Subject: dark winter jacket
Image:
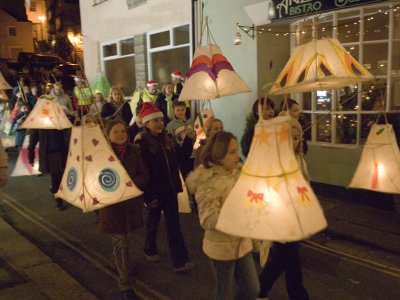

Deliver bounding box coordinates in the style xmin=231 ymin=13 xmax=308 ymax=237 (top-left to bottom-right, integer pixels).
xmin=100 ymin=101 xmax=133 ymax=126
xmin=28 ymin=129 xmax=70 ymax=174
xmin=136 ymin=131 xmax=183 ymax=204
xmin=98 ymin=143 xmax=149 ymax=234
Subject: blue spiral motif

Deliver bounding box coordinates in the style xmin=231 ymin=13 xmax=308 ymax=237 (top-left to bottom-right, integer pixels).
xmin=98 ymin=168 xmax=120 ymax=192
xmin=67 ymin=167 xmax=78 ymax=192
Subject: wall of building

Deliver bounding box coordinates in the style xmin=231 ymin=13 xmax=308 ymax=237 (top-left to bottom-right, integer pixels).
xmin=79 ymin=0 xmax=191 ymax=82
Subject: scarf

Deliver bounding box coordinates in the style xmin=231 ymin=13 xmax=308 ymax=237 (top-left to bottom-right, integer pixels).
xmin=113 ymin=143 xmax=127 ymax=160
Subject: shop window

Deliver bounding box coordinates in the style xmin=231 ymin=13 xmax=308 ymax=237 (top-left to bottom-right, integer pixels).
xmin=8 ymin=27 xmax=16 ymax=37
xmin=147 ymin=24 xmax=191 ymax=83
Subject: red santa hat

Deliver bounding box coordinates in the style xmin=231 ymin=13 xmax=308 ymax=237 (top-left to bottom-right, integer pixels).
xmin=139 ymin=102 xmax=163 ymax=123
xmin=146 ymin=80 xmax=158 ymax=88
xmin=171 ymin=70 xmax=183 ymax=79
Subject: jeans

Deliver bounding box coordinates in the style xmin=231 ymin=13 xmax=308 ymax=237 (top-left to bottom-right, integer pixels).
xmin=143 ymin=194 xmax=188 ymax=268
xmin=210 ymin=252 xmax=259 ymax=300
xmin=111 ymin=233 xmax=135 ymax=291
xmin=258 ymin=242 xmax=309 ymax=300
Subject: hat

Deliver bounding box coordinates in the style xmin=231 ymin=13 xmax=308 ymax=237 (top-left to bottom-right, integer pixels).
xmin=139 ymin=102 xmax=163 ymax=123
xmin=146 ymin=80 xmax=158 ymax=88
xmin=74 ymin=77 xmax=84 ymax=83
xmin=171 ymin=70 xmax=183 ymax=79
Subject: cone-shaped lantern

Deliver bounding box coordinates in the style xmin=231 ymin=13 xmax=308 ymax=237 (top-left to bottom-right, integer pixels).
xmin=20 ymin=95 xmax=73 ymax=129
xmin=216 ymin=116 xmax=327 ymax=241
xmin=349 ymin=123 xmax=400 ymax=193
xmin=11 ymin=136 xmax=41 ymax=177
xmin=55 ymin=124 xmax=143 ymax=212
xmin=270 ymin=38 xmax=374 ymax=95
xmin=0 ymin=71 xmax=12 ymax=90
xmin=193 ymin=107 xmax=214 ymax=150
xmin=90 ymin=72 xmax=111 ymax=96
xmin=178 ymin=44 xmax=251 ymax=101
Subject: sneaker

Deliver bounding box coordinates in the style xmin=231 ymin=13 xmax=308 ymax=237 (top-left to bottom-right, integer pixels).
xmin=173 ymin=261 xmax=196 ymax=273
xmin=144 ymin=253 xmax=160 ymax=263
xmin=121 ymin=289 xmax=140 ymax=300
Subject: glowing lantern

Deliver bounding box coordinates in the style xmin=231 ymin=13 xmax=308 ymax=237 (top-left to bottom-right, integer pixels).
xmin=349 ymin=123 xmax=400 ymax=194
xmin=11 ymin=136 xmax=41 ymax=177
xmin=178 ymin=44 xmax=251 ymax=101
xmin=20 ymin=95 xmax=73 ymax=130
xmin=0 ymin=71 xmax=12 ymax=90
xmin=216 ymin=116 xmax=327 ymax=241
xmin=269 ymin=38 xmax=374 ymax=95
xmin=55 ymin=124 xmax=143 ymax=212
xmin=178 ymin=172 xmax=191 ymax=213
xmin=90 ymin=71 xmax=111 ymax=96
xmin=193 ymin=107 xmax=214 ymax=150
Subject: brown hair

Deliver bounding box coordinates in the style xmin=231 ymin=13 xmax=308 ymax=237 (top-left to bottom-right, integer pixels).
xmin=161 ymin=82 xmax=174 ymax=94
xmin=201 ymin=131 xmax=236 ymax=168
xmin=252 ymin=97 xmax=275 ymax=119
xmin=205 ymin=118 xmax=223 ymax=137
xmin=172 ymin=101 xmax=186 ymax=109
xmin=105 ymin=119 xmax=127 ymax=137
xmin=108 ymin=86 xmax=124 ymax=102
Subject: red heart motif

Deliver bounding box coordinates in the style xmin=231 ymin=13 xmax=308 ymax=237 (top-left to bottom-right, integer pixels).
xmin=74 ymin=138 xmax=77 ymax=145
xmin=49 ymin=116 xmax=54 ymax=120
xmin=76 ymin=155 xmax=80 ymax=162
xmin=85 ymin=155 xmax=92 ymax=162
xmin=92 ymin=139 xmax=99 ymax=146
xmin=30 ymin=117 xmax=34 ymax=121
xmin=69 ymin=151 xmax=72 ymax=157
xmin=79 ymin=194 xmax=84 ymax=201
xmin=92 ymin=198 xmax=99 ymax=204
xmin=126 ymin=181 xmax=133 ymax=187
xmin=108 ymin=155 xmax=115 ymax=162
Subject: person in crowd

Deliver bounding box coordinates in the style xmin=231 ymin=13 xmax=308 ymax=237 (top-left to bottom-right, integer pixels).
xmin=194 ymin=118 xmax=224 ymax=168
xmin=11 ymin=105 xmax=30 ymax=150
xmin=135 ymin=102 xmax=195 ymax=273
xmin=73 ymin=77 xmax=92 ymax=116
xmin=89 ymin=92 xmax=106 ymax=115
xmin=166 ymin=101 xmax=196 ymax=178
xmin=187 ymin=131 xmax=259 ymax=300
xmin=142 ymin=80 xmax=159 ymax=103
xmin=171 ymin=70 xmax=190 ymax=118
xmin=128 ymin=101 xmax=144 ymax=143
xmin=0 ymin=138 xmax=8 ymax=187
xmin=51 ymin=82 xmax=75 ymax=120
xmin=279 ymin=98 xmax=308 ymax=154
xmin=257 ymin=118 xmax=310 ymax=300
xmin=155 ymin=82 xmax=177 ymax=125
xmin=241 ymin=97 xmax=275 ymax=158
xmin=101 ymin=86 xmax=133 ymax=126
xmin=28 ymin=128 xmax=70 ymax=211
xmin=98 ymin=119 xmax=149 ymax=300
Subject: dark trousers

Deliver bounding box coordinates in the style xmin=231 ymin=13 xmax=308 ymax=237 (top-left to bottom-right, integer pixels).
xmin=258 ymin=242 xmax=309 ymax=300
xmin=49 ymin=171 xmax=63 ymax=195
xmin=143 ymin=194 xmax=188 ymax=268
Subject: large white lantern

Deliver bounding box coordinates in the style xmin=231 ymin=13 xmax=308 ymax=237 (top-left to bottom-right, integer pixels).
xmin=10 ymin=136 xmax=40 ymax=177
xmin=55 ymin=124 xmax=143 ymax=212
xmin=349 ymin=123 xmax=400 ymax=194
xmin=216 ymin=116 xmax=327 ymax=241
xmin=269 ymin=38 xmax=374 ymax=95
xmin=20 ymin=95 xmax=73 ymax=130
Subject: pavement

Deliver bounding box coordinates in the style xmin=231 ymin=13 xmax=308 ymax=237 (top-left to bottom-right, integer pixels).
xmin=1 ymin=148 xmax=400 ymax=299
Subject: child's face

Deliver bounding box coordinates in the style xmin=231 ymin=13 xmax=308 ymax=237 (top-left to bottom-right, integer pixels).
xmin=208 ymin=121 xmax=223 ymax=137
xmin=292 ymin=127 xmax=301 ymax=152
xmin=262 ymin=104 xmax=274 ymax=120
xmin=148 ymin=85 xmax=157 ymax=94
xmin=165 ymin=85 xmax=173 ymax=95
xmin=174 ymin=106 xmax=186 ymax=120
xmin=145 ymin=117 xmax=164 ymax=135
xmin=289 ymin=104 xmax=300 ymax=120
xmin=219 ymin=138 xmax=239 ymax=171
xmin=95 ymin=94 xmax=103 ymax=102
xmin=109 ymin=123 xmax=127 ymax=145
xmin=111 ymin=90 xmax=122 ymax=103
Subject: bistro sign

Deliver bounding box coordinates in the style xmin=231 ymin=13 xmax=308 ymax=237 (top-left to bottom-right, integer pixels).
xmin=270 ymin=0 xmax=385 ymax=21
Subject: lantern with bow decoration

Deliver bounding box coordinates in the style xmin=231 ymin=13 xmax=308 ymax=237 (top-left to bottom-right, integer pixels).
xmin=55 ymin=123 xmax=143 ymax=212
xmin=216 ymin=115 xmax=327 ymax=241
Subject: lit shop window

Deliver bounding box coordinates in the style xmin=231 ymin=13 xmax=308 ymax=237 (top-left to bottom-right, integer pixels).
xmin=292 ymin=3 xmax=400 ymax=146
xmin=101 ymin=37 xmax=135 ymax=95
xmin=147 ymin=24 xmax=191 ymax=83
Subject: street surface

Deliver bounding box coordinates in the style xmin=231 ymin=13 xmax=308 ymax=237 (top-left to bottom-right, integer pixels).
xmin=1 ymin=150 xmax=400 ymax=299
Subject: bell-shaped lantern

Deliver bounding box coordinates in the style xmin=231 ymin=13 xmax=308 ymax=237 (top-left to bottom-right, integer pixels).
xmin=349 ymin=123 xmax=400 ymax=194
xmin=178 ymin=44 xmax=251 ymax=101
xmin=20 ymin=95 xmax=73 ymax=130
xmin=55 ymin=124 xmax=143 ymax=212
xmin=270 ymin=38 xmax=374 ymax=95
xmin=0 ymin=71 xmax=12 ymax=90
xmin=193 ymin=107 xmax=214 ymax=150
xmin=216 ymin=116 xmax=327 ymax=241
xmin=11 ymin=136 xmax=41 ymax=177
xmin=90 ymin=71 xmax=111 ymax=96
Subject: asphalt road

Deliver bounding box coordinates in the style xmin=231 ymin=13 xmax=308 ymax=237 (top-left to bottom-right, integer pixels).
xmin=1 ymin=150 xmax=400 ymax=300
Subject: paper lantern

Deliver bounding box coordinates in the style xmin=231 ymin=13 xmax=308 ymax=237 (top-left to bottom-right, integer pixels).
xmin=0 ymin=71 xmax=12 ymax=90
xmin=55 ymin=124 xmax=143 ymax=212
xmin=178 ymin=44 xmax=251 ymax=101
xmin=11 ymin=136 xmax=41 ymax=177
xmin=349 ymin=123 xmax=400 ymax=194
xmin=193 ymin=107 xmax=214 ymax=150
xmin=216 ymin=116 xmax=327 ymax=241
xmin=20 ymin=95 xmax=73 ymax=130
xmin=90 ymin=72 xmax=111 ymax=96
xmin=270 ymin=38 xmax=374 ymax=95
xmin=178 ymin=172 xmax=191 ymax=213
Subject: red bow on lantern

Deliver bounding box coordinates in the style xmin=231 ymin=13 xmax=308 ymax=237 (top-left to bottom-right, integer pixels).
xmin=297 ymin=186 xmax=311 ymax=203
xmin=247 ymin=190 xmax=264 ymax=203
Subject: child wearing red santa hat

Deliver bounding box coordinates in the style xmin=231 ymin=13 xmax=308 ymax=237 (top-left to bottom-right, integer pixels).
xmin=135 ymin=102 xmax=196 ymax=273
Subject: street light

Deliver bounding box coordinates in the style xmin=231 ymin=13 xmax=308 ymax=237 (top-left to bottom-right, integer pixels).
xmin=38 ymin=15 xmax=46 ymax=40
